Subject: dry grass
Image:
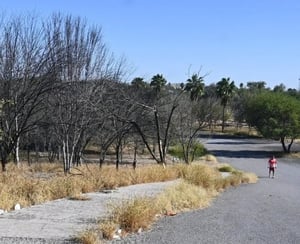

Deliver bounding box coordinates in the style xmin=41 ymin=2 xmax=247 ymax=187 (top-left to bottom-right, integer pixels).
xmin=95 ymin=180 xmax=216 ymax=242
xmin=1 ymin=160 xmax=257 ymax=244
xmin=98 ymin=219 xmax=118 ymax=240
xmin=241 ymin=172 xmax=258 ymax=184
xmin=155 ymin=180 xmax=215 ymax=213
xmin=84 ymin=164 xmax=257 ymax=243
xmin=77 ymin=229 xmax=103 ymax=244
xmin=286 ymin=152 xmax=300 ymax=159
xmin=175 ymin=163 xmax=221 ymax=189
xmin=0 ymin=161 xmax=256 ymax=210
xmin=0 ymin=163 xmax=179 ymax=211
xmin=111 ymin=197 xmax=158 ymax=233
xmin=68 ymin=194 xmax=91 ymax=201
xmin=199 ymin=154 xmax=218 ymax=163
xmin=217 ymin=164 xmax=235 ymax=172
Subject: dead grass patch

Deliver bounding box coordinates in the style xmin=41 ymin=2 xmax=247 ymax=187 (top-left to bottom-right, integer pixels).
xmin=77 ymin=229 xmax=103 ymax=244
xmin=175 ymin=164 xmax=221 ymax=189
xmin=68 ymin=194 xmax=91 ymax=201
xmin=111 ymin=197 xmax=158 ymax=233
xmin=286 ymin=152 xmax=300 ymax=159
xmin=217 ymin=164 xmax=235 ymax=172
xmin=199 ymin=154 xmax=218 ymax=163
xmin=0 ymin=163 xmax=180 ymax=211
xmin=155 ymin=180 xmax=215 ymax=213
xmin=241 ymin=172 xmax=258 ymax=184
xmin=98 ymin=219 xmax=118 ymax=240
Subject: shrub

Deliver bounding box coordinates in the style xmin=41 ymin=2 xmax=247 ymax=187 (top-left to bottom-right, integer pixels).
xmin=179 ymin=164 xmax=220 ymax=189
xmin=111 ymin=197 xmax=158 ymax=232
xmin=168 ymin=144 xmax=184 ymax=159
xmin=155 ymin=180 xmax=213 ymax=213
xmin=168 ymin=142 xmax=207 ymax=161
xmin=218 ymin=165 xmax=234 ymax=172
xmin=77 ymin=229 xmax=103 ymax=244
xmin=98 ymin=220 xmax=118 ymax=240
xmin=191 ymin=142 xmax=208 ymax=159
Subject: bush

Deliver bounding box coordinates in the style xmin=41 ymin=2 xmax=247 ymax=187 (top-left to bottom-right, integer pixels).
xmin=168 ymin=142 xmax=207 ymax=162
xmin=218 ymin=165 xmax=234 ymax=172
xmin=155 ymin=181 xmax=212 ymax=213
xmin=168 ymin=144 xmax=183 ymax=159
xmin=175 ymin=164 xmax=220 ymax=189
xmin=192 ymin=143 xmax=208 ymax=158
xmin=111 ymin=197 xmax=158 ymax=232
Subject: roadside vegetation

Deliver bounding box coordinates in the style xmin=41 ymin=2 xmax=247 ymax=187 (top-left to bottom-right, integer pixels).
xmin=0 ymin=12 xmax=299 ymax=174
xmin=0 ymin=154 xmax=257 ymax=244
xmin=0 ymin=11 xmax=298 ymax=244
xmin=77 ymin=162 xmax=257 ymax=244
xmin=0 ymin=157 xmax=256 ymax=212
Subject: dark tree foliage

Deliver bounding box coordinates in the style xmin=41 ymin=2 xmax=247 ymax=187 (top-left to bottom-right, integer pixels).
xmin=245 ymin=91 xmax=300 ymax=153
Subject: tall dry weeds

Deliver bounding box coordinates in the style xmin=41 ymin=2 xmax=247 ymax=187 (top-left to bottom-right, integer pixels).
xmin=0 ymin=162 xmax=257 ymax=218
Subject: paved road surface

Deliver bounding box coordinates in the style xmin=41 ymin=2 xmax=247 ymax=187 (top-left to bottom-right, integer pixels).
xmin=113 ymin=137 xmax=300 ymax=244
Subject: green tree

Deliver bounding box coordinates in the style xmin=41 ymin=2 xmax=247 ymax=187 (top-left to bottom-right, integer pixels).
xmin=131 ymin=77 xmax=149 ymax=89
xmin=184 ymin=74 xmax=205 ymax=101
xmin=273 ymin=83 xmax=286 ymax=93
xmin=216 ymin=77 xmax=236 ymax=132
xmin=245 ymin=91 xmax=300 ymax=153
xmin=286 ymin=88 xmax=300 ymax=99
xmin=247 ymin=81 xmax=267 ymax=91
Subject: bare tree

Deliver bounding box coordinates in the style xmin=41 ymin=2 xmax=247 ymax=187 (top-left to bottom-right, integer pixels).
xmin=123 ymin=80 xmax=184 ymax=166
xmin=44 ymin=14 xmax=127 ymax=173
xmin=0 ymin=14 xmax=59 ymax=171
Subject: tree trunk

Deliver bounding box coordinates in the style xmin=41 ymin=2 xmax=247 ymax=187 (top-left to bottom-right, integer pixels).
xmin=154 ymin=108 xmax=164 ymax=164
xmin=281 ymin=137 xmax=294 ymax=153
xmin=280 ymin=137 xmax=288 ymax=153
xmin=1 ymin=148 xmax=8 ymax=172
xmin=1 ymin=158 xmax=6 ymax=172
xmin=62 ymin=140 xmax=70 ymax=173
xmin=131 ymin=121 xmax=160 ymax=163
xmin=221 ymin=105 xmax=225 ymax=133
xmin=99 ymin=150 xmax=105 ymax=168
xmin=133 ymin=145 xmax=137 ymax=170
xmin=287 ymin=138 xmax=294 ymax=153
xmin=116 ymin=143 xmax=120 ymax=170
xmin=115 ymin=136 xmax=124 ymax=170
xmin=27 ymin=146 xmax=31 ymax=166
xmin=15 ymin=136 xmax=20 ymax=167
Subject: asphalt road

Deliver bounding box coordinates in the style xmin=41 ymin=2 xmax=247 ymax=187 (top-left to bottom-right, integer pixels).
xmin=114 ymin=137 xmax=300 ymax=244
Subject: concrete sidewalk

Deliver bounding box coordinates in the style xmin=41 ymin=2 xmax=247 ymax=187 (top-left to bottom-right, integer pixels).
xmin=0 ymin=180 xmax=178 ymax=244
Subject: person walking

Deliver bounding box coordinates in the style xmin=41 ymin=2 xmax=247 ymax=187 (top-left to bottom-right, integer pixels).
xmin=268 ymin=155 xmax=277 ymax=178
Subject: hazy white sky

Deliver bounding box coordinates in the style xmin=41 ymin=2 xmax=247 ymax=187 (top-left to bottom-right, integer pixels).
xmin=1 ymin=0 xmax=300 ymax=89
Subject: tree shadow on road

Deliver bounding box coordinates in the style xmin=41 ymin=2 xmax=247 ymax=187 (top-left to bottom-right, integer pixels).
xmin=208 ymin=149 xmax=274 ymax=159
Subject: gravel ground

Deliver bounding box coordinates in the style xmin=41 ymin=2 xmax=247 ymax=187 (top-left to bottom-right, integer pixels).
xmin=110 ymin=137 xmax=300 ymax=244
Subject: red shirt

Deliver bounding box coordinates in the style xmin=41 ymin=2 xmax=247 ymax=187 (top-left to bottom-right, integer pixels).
xmin=269 ymin=158 xmax=277 ymax=168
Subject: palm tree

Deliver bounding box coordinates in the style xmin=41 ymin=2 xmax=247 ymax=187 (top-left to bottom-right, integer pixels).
xmin=184 ymin=74 xmax=205 ymax=101
xmin=216 ymin=77 xmax=236 ymax=132
xmin=150 ymin=74 xmax=167 ymax=94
